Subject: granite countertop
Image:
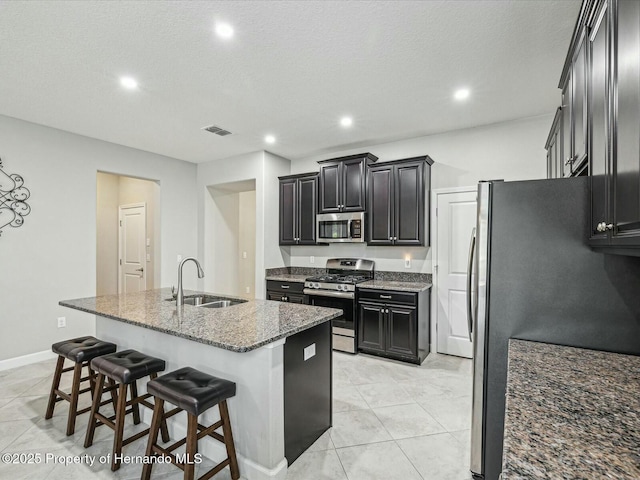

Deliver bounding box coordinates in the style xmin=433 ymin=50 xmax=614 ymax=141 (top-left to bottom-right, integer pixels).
xmin=265 ymin=274 xmax=308 ymax=283
xmin=60 ymin=288 xmax=341 ymax=353
xmin=502 ymin=339 xmax=640 ymax=479
xmin=357 ymin=280 xmax=432 ymax=292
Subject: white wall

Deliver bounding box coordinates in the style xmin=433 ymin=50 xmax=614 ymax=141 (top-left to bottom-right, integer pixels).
xmin=287 ymin=115 xmax=552 ymax=273
xmin=0 ymin=115 xmax=197 ymax=362
xmin=238 ymin=190 xmax=256 ymax=298
xmin=96 ymin=173 xmax=119 ymax=295
xmin=198 ymin=151 xmax=290 ymax=299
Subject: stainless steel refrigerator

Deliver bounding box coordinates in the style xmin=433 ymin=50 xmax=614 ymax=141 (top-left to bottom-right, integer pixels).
xmin=468 ymin=177 xmax=640 ymax=480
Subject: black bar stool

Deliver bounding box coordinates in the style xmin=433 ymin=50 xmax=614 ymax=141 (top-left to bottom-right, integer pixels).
xmin=142 ymin=367 xmax=240 ymax=480
xmin=84 ymin=349 xmax=169 ymax=471
xmin=45 ymin=336 xmax=117 ymax=436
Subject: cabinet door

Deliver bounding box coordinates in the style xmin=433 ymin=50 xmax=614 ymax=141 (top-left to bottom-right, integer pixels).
xmin=394 ymin=162 xmax=424 ymax=246
xmin=386 ymin=306 xmax=418 ymax=359
xmin=589 ymin=2 xmax=610 ymax=243
xmin=319 ymin=163 xmax=341 ymax=213
xmin=267 ymin=291 xmax=287 ymax=302
xmin=572 ymin=31 xmax=588 ymax=172
xmin=279 ymin=179 xmax=297 ymax=245
xmin=286 ymin=294 xmax=306 ymax=304
xmin=367 ymin=165 xmax=394 ymax=245
xmin=358 ymin=302 xmax=385 ymax=352
xmin=562 ymin=78 xmax=573 ymax=177
xmin=611 ymin=0 xmax=640 ymax=243
xmin=342 ymin=158 xmax=366 ymax=212
xmin=297 ymin=175 xmax=317 ymax=244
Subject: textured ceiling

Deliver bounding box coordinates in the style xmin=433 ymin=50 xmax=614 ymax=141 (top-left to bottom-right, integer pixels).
xmin=0 ymin=0 xmax=580 ymax=163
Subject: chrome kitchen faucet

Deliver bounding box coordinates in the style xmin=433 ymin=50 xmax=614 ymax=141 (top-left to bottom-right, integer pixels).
xmin=176 ymin=257 xmax=205 ymax=306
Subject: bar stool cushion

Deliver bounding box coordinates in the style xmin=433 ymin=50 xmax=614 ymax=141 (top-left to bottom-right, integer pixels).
xmin=52 ymin=336 xmax=117 ymax=363
xmin=91 ymin=349 xmax=165 ymax=384
xmin=147 ymin=367 xmax=236 ymax=416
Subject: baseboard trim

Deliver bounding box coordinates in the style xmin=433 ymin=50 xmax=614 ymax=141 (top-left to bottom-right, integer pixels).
xmin=0 ymin=349 xmax=57 ymax=372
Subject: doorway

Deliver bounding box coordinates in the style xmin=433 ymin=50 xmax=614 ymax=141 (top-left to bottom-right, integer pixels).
xmin=96 ymin=172 xmax=160 ymax=295
xmin=204 ymin=179 xmax=256 ymax=299
xmin=432 ymin=187 xmax=477 ymax=358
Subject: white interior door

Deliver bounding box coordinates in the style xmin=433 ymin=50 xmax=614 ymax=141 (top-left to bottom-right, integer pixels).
xmin=435 ymin=189 xmax=477 ymax=358
xmin=119 ymin=203 xmax=146 ymax=293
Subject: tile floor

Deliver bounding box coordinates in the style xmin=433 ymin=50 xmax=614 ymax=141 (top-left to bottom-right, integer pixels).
xmin=0 ymin=351 xmax=473 ymax=480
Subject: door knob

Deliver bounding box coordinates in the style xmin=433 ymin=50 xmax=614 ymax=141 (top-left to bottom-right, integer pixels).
xmin=135 ymin=268 xmax=144 ymax=272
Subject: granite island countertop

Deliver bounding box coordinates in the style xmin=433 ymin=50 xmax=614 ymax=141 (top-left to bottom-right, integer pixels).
xmin=502 ymin=339 xmax=640 ymax=479
xmin=60 ymin=288 xmax=341 ymax=353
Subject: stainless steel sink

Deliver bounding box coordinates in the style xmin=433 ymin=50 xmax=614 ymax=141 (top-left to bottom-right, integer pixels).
xmin=167 ymin=294 xmax=246 ymax=308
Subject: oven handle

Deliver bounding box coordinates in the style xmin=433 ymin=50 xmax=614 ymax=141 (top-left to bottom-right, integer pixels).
xmin=303 ymin=288 xmax=355 ymax=300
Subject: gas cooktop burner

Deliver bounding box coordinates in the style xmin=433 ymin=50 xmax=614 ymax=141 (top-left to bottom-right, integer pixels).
xmin=305 ymin=274 xmax=369 ymax=285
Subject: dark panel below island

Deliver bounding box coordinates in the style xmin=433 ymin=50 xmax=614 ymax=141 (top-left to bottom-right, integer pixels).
xmin=284 ymin=321 xmax=332 ymax=464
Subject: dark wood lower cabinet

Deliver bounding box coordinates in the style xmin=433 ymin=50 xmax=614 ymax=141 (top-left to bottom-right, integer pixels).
xmin=357 ymin=288 xmax=429 ymax=364
xmin=266 ymin=280 xmax=306 ymax=303
xmin=358 ymin=303 xmax=386 ymax=351
xmin=386 ymin=306 xmax=418 ymax=358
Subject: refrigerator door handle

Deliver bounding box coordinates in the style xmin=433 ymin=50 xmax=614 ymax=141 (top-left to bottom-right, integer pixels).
xmin=466 ymin=227 xmax=476 ymax=342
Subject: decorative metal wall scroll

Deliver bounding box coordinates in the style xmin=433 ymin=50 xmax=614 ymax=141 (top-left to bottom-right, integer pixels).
xmin=0 ymin=158 xmax=31 ymax=237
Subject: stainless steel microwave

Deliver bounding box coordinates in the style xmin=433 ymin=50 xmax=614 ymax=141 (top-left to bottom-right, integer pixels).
xmin=316 ymin=212 xmax=365 ymax=243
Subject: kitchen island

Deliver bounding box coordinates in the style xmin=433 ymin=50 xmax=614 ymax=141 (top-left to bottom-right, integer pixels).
xmin=60 ymin=288 xmax=342 ymax=480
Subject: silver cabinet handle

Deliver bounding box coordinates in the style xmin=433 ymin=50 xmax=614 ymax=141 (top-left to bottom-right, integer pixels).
xmin=466 ymin=228 xmax=476 ymax=342
xmin=281 ymin=285 xmax=290 ymax=289
xmin=565 ymin=156 xmax=575 ymax=166
xmin=380 ymin=294 xmax=392 ymax=299
xmin=606 ymin=223 xmax=614 ymax=230
xmin=389 ymin=236 xmax=393 ymax=241
xmin=394 ymin=236 xmax=397 ymax=241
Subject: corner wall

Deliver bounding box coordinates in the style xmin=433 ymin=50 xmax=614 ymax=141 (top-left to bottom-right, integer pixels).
xmin=0 ymin=115 xmax=197 ymax=363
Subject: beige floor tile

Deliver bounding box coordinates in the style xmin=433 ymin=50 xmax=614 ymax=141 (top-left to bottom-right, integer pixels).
xmin=0 ymin=419 xmax=34 ymax=452
xmin=336 ymin=440 xmax=422 ymax=480
xmin=286 ymin=448 xmax=347 ymax=480
xmin=329 ymin=410 xmax=391 ymax=448
xmin=398 ymin=432 xmax=472 ymax=480
xmin=356 ymin=382 xmax=413 ymax=409
xmin=420 ymin=395 xmax=472 ymax=432
xmin=333 ymin=385 xmax=369 ymax=412
xmin=0 ymin=395 xmax=49 ymax=422
xmin=373 ymin=403 xmax=446 ymax=439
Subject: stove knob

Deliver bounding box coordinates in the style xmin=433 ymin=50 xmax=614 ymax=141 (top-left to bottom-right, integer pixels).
xmin=314 ymin=283 xmax=320 ymax=289
xmin=337 ymin=284 xmax=343 ymax=291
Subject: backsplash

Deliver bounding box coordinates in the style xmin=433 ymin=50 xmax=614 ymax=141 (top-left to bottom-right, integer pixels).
xmin=265 ymin=267 xmax=431 ymax=283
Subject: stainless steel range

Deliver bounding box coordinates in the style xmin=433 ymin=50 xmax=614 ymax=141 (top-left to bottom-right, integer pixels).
xmin=304 ymin=258 xmax=374 ymax=353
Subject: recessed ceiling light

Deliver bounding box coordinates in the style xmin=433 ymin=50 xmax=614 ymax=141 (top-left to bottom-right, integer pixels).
xmin=120 ymin=76 xmax=138 ymax=90
xmin=215 ymin=22 xmax=234 ymax=39
xmin=264 ymin=135 xmax=276 ymax=144
xmin=340 ymin=116 xmax=353 ymax=128
xmin=454 ymin=88 xmax=470 ymax=101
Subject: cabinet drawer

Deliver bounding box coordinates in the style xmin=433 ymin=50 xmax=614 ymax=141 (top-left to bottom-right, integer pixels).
xmin=266 ymin=280 xmax=305 ymax=294
xmin=357 ymin=288 xmax=417 ymax=306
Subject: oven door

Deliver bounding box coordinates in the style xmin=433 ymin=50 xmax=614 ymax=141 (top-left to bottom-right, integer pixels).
xmin=305 ymin=291 xmax=356 ymax=353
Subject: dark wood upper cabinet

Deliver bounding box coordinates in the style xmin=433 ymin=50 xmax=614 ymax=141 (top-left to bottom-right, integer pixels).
xmin=367 ymin=156 xmax=432 ymax=246
xmin=367 ymin=166 xmax=394 ymax=245
xmin=588 ymin=0 xmax=609 ymax=244
xmin=318 ymin=153 xmax=378 ymax=213
xmin=546 ymin=108 xmax=563 ymax=179
xmin=556 ymin=0 xmax=640 ymax=254
xmin=611 ymin=0 xmax=640 ymax=246
xmin=279 ymin=173 xmax=318 ymax=245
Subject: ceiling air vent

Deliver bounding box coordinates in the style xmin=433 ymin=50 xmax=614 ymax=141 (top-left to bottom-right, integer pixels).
xmin=202 ymin=125 xmax=232 ymax=136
